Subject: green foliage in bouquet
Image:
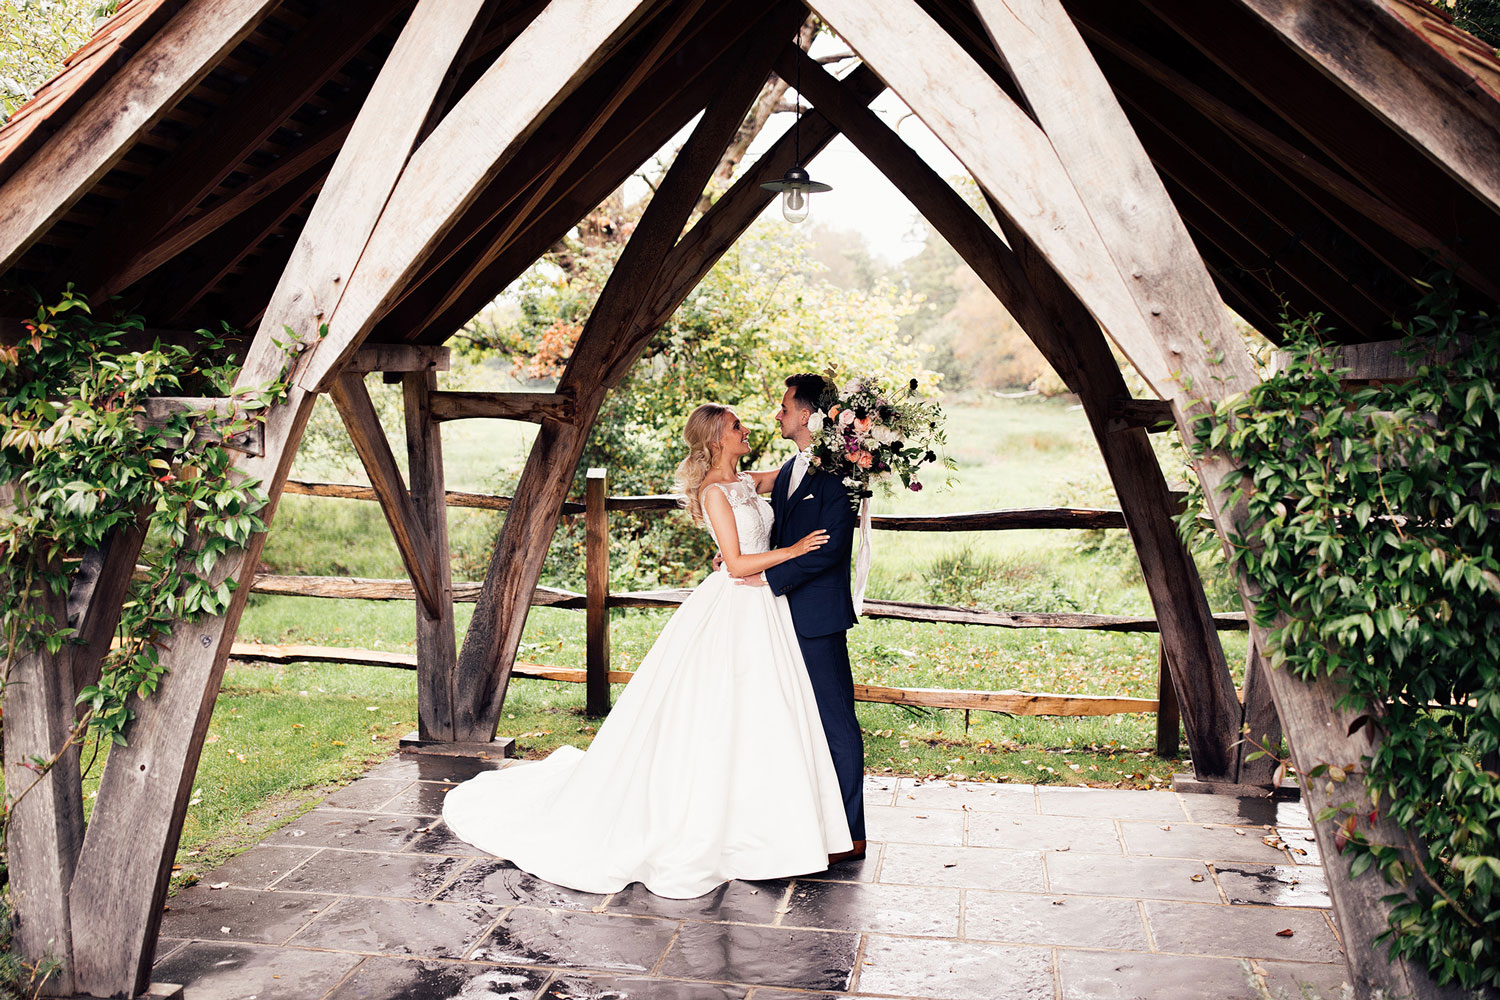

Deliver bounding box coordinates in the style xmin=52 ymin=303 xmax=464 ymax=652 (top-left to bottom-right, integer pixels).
xmin=1178 ymin=277 xmax=1500 ymax=990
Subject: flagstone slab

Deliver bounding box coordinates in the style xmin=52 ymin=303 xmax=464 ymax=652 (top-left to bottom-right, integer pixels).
xmin=1213 ymin=862 xmax=1331 ymax=908
xmin=267 ymin=809 xmax=434 ymax=851
xmin=200 ymin=844 xmax=320 ymax=889
xmin=271 ymin=849 xmax=469 ymax=899
xmin=437 ymin=857 xmax=610 ymax=910
xmin=159 ymin=886 xmax=329 ymax=944
xmin=656 ymin=922 xmax=859 ymax=991
xmin=151 ymin=941 xmax=363 ymax=1000
xmin=878 ymin=842 xmax=1047 ymax=891
xmin=1177 ymin=793 xmax=1310 ymax=829
xmin=1259 ymin=959 xmax=1353 ymax=997
xmin=1056 ymin=947 xmax=1262 ymax=999
xmin=864 ymin=774 xmax=900 ymax=807
xmin=1045 ymin=853 xmax=1222 ymax=903
xmin=540 ymin=975 xmax=749 ymax=999
xmin=321 ymin=778 xmax=413 ymax=812
xmin=1145 ymin=900 xmax=1342 ymax=962
xmin=856 ymin=934 xmax=1053 ymax=1000
xmin=964 ymin=889 xmax=1150 ymax=950
xmin=894 ymin=777 xmax=1040 ymax=813
xmin=1038 ymin=787 xmax=1188 ymax=822
xmin=402 ymin=819 xmax=490 ymax=857
xmin=864 ymin=803 xmax=966 ymax=845
xmin=469 ymin=908 xmax=678 ymax=972
xmin=325 ymin=956 xmax=548 ymax=1000
xmin=607 ymin=878 xmax=788 ymax=924
xmin=288 ymin=896 xmax=498 ymax=958
xmin=968 ymin=813 xmax=1122 ymax=854
xmin=363 ymin=754 xmax=507 ymax=783
xmin=380 ymin=779 xmax=456 ymax=816
xmin=1120 ymin=821 xmax=1290 ymax=864
xmin=783 ymin=879 xmax=961 ymax=937
xmin=797 ymin=844 xmax=882 ymax=884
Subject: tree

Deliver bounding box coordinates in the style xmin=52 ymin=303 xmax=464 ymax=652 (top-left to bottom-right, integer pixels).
xmin=0 ymin=0 xmax=118 ymax=121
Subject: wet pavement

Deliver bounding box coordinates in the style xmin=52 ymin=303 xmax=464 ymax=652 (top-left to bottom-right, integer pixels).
xmin=151 ymin=754 xmax=1347 ymax=999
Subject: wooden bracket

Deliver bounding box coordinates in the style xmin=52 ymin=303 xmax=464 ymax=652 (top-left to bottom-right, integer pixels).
xmin=345 ymin=344 xmax=452 ymax=373
xmin=1106 ymin=396 xmax=1174 ymax=433
xmin=137 ymin=397 xmax=266 ymax=456
xmin=427 ymin=389 xmax=575 ymax=423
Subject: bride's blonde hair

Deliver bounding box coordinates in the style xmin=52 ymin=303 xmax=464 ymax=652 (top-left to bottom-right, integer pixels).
xmin=673 ymin=403 xmax=730 ymax=525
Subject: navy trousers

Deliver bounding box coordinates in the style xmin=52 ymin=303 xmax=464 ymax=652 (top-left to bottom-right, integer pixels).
xmin=796 ymin=629 xmax=865 ymax=841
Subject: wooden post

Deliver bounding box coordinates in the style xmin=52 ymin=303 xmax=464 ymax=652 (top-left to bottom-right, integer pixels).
xmin=1154 ymin=643 xmax=1181 ymax=758
xmin=404 ymin=370 xmax=459 ymax=741
xmin=1237 ymin=638 xmax=1283 ymax=785
xmin=585 ymin=467 xmax=610 ymax=717
xmin=2 ymin=567 xmax=83 ymax=996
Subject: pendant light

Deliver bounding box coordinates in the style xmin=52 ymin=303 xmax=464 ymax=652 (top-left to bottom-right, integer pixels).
xmin=761 ymin=48 xmax=831 ymax=224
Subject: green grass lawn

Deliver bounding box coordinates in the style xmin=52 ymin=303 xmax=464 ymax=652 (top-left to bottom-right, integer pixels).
xmin=153 ymin=391 xmax=1243 ymax=887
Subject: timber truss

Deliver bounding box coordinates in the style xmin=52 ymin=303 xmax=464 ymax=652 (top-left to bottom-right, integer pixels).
xmin=1 ymin=0 xmax=1497 ymax=996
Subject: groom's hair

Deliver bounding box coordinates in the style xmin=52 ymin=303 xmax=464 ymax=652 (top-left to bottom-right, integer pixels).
xmin=785 ymin=373 xmax=827 ymax=413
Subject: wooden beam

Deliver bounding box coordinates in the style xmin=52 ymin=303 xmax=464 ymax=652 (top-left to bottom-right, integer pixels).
xmin=1270 ymin=336 xmax=1473 ymax=382
xmin=66 ymin=515 xmax=150 ymax=707
xmin=289 ymin=0 xmax=663 ymax=393
xmin=1106 ymin=397 xmax=1174 ymax=433
xmin=584 ymin=467 xmax=610 ymax=717
xmin=137 ymin=396 xmax=265 ymax=456
xmin=789 ymin=46 xmax=1245 ymax=780
xmin=1238 ymin=639 xmax=1282 ymax=785
xmin=67 ymin=0 xmax=409 ymax=299
xmin=0 ymin=0 xmax=282 ymax=274
xmin=346 ymin=344 xmax=451 ymax=374
xmin=329 ymin=372 xmax=444 ymax=619
xmin=807 ymin=0 xmax=1173 ymax=393
xmin=403 ymin=370 xmax=459 ymax=742
xmin=2 ymin=570 xmax=83 ymax=995
xmin=428 ymin=389 xmax=575 ymax=423
xmin=451 ymin=4 xmax=805 ymax=742
xmin=1155 ymin=645 xmax=1182 ymax=757
xmin=975 ymin=2 xmax=1465 ymax=993
xmin=65 ymin=1 xmax=498 ymax=992
xmin=1229 ymin=0 xmax=1500 ymax=214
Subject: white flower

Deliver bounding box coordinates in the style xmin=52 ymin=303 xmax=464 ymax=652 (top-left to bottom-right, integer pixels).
xmin=807 ymin=410 xmax=824 ymax=433
xmin=843 ymin=476 xmax=859 ymax=489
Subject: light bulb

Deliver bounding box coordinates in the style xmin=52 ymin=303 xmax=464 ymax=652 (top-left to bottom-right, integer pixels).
xmin=782 ymin=186 xmax=810 ymax=224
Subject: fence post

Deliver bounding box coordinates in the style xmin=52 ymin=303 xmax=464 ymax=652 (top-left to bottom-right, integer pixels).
xmin=585 ymin=467 xmax=610 ymax=716
xmin=1155 ymin=642 xmax=1181 ymax=757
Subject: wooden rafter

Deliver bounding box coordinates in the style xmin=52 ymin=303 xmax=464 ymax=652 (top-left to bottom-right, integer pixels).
xmin=0 ymin=0 xmax=283 ymax=275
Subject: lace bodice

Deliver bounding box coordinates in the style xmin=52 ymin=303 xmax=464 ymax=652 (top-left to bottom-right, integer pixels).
xmin=704 ymin=473 xmax=774 ymax=555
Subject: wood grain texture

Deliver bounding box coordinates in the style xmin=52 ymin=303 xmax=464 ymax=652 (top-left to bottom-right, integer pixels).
xmin=404 ymin=370 xmax=459 ymax=741
xmin=428 ymin=390 xmax=575 ymax=423
xmin=346 ymin=344 xmax=451 ymax=373
xmin=584 ymin=468 xmax=611 ymax=717
xmin=329 ymin=372 xmax=443 ymax=619
xmin=0 ymin=0 xmax=281 ymax=274
xmin=292 ymin=0 xmax=662 ymax=392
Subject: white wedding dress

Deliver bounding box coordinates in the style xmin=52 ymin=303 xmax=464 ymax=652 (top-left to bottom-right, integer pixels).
xmin=442 ymin=472 xmax=853 ymax=898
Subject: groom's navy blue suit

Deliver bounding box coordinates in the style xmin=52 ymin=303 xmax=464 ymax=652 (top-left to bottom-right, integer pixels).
xmin=765 ymin=458 xmax=865 ymax=841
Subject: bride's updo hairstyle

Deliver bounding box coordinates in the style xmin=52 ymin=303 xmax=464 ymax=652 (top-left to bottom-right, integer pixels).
xmin=673 ymin=402 xmax=730 ymax=525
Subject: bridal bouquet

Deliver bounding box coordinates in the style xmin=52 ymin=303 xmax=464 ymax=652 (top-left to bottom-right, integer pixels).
xmin=806 ymin=373 xmax=950 ymax=511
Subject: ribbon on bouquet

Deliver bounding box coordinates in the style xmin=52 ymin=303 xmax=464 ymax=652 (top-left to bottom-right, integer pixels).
xmin=853 ymin=497 xmax=872 ymax=615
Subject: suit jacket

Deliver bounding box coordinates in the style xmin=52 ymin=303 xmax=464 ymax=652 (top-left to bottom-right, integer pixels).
xmin=764 ymin=457 xmax=858 ymax=638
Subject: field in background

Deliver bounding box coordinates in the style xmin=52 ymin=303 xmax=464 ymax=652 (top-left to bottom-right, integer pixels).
xmin=159 ymin=390 xmax=1245 ymax=887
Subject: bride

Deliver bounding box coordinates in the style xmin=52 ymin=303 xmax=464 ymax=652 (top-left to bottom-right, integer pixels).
xmin=442 ymin=402 xmax=854 ymax=898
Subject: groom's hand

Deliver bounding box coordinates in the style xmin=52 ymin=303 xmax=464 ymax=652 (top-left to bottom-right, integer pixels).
xmin=738 ymin=572 xmax=768 ymax=588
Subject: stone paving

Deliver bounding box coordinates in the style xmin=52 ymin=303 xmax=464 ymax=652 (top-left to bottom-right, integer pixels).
xmin=152 ymin=753 xmax=1348 ymax=999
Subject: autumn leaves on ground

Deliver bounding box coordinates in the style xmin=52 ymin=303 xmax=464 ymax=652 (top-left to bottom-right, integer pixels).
xmin=132 ymin=390 xmax=1247 ymax=891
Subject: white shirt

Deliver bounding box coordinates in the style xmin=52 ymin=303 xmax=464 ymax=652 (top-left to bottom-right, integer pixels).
xmin=787 ymin=448 xmax=812 ymax=495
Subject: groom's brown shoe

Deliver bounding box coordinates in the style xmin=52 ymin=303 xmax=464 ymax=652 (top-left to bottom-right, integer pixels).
xmin=828 ymin=840 xmax=867 ymax=865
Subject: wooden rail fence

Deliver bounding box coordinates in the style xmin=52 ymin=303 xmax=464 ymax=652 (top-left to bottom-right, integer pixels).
xmin=253 ymin=473 xmax=1249 ymax=749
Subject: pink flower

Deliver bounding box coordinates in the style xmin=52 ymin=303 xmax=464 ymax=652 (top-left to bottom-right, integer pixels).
xmin=909 ymin=481 xmax=923 ymax=491
xmin=854 ymin=416 xmax=873 ymax=433
xmin=855 ymin=450 xmax=874 ymax=469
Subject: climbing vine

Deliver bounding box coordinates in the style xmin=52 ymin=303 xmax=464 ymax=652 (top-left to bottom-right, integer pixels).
xmin=1180 ymin=277 xmax=1500 ymax=989
xmin=1 ymin=290 xmax=289 ymax=752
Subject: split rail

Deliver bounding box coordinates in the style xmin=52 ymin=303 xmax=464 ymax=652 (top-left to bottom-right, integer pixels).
xmin=240 ymin=470 xmax=1249 ymax=755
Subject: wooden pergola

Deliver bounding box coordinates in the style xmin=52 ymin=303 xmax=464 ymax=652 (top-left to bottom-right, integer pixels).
xmin=1 ymin=0 xmax=1496 ymax=996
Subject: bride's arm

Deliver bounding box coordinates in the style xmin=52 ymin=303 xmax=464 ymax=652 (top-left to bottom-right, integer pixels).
xmin=745 ymin=469 xmax=780 ymax=494
xmin=702 ymin=487 xmax=827 ymax=577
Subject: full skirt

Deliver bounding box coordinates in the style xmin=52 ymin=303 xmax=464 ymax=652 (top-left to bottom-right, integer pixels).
xmin=442 ymin=569 xmax=853 ymax=898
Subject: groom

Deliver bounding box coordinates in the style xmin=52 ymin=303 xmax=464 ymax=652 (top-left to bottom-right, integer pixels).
xmin=753 ymin=372 xmax=865 ymax=861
